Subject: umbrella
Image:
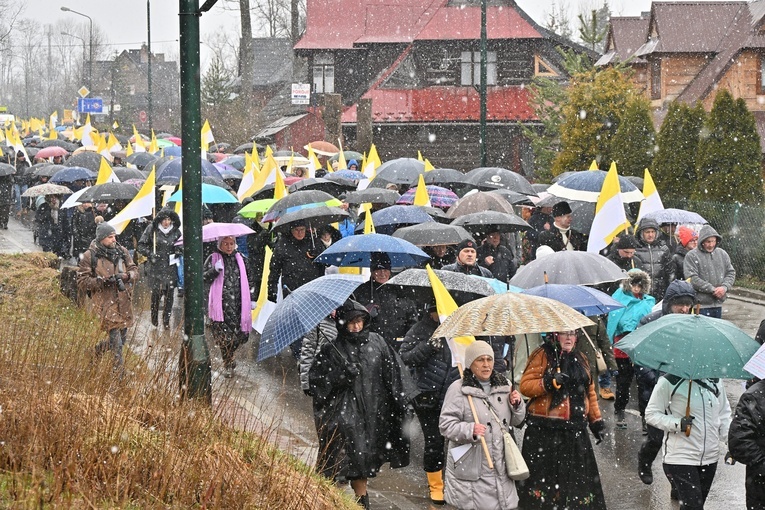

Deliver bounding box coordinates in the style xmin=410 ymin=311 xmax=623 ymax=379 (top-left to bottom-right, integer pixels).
xmin=263 ymin=190 xmax=337 ymax=222
xmin=355 ymin=205 xmax=435 ymax=235
xmin=112 ymin=166 xmax=146 ymax=181
xmin=155 ymin=145 xmax=182 ymax=157
xmin=618 ymin=314 xmax=759 ymax=380
xmin=272 ymin=205 xmax=349 ymax=233
xmin=531 ymin=183 xmax=550 ymax=193
xmin=447 ymin=191 xmax=517 ymax=218
xmin=210 ymin=142 xmax=231 ymax=153
xmin=213 ymin=163 xmax=244 ymax=180
xmin=450 ymin=210 xmax=532 ymax=235
xmin=643 ymin=208 xmax=707 ymax=225
xmin=270 ymin=150 xmax=310 ymax=166
xmin=324 ymin=174 xmax=360 ymax=190
xmin=314 ymin=233 xmax=430 ymax=268
xmin=61 ymin=187 xmax=89 ymax=209
xmin=547 ymin=170 xmax=644 ymax=203
xmin=36 ymin=146 xmax=68 ymax=159
xmin=0 ymin=163 xmax=15 ymax=176
xmin=49 ymin=166 xmax=96 ymax=184
xmin=368 ymin=158 xmax=425 ymax=188
xmin=233 ymin=142 xmax=263 ymax=154
xmin=386 ymin=268 xmax=495 ymax=305
xmin=155 ymin=157 xmax=223 ymax=184
xmin=392 ymin=222 xmax=473 ymax=247
xmin=165 ymin=136 xmax=182 ymax=145
xmin=249 ymin=184 xmax=275 ymax=201
xmin=177 ymin=222 xmax=257 ymax=244
xmin=126 ymin=152 xmax=158 ymax=170
xmin=423 ymin=168 xmax=468 ymax=189
xmin=222 ymin=155 xmax=246 ymax=170
xmin=522 ymin=284 xmax=625 ymax=316
xmin=463 ymin=167 xmax=537 ymax=195
xmin=509 ymin=251 xmax=627 ymax=289
xmin=65 ymin=152 xmax=109 ymax=173
xmin=433 ymin=292 xmax=594 ymax=339
xmin=37 ymin=139 xmax=77 ymax=151
xmin=257 ymin=274 xmax=368 ymax=361
xmin=238 ymin=198 xmax=278 ymax=218
xmin=168 ymin=183 xmax=238 ymax=204
xmin=304 ymin=141 xmax=340 ymax=156
xmin=744 ymin=342 xmax=765 ymax=379
xmin=22 ymin=183 xmax=73 ymax=197
xmin=287 ymin=177 xmax=348 ymax=196
xmin=32 ymin=163 xmax=65 ymax=178
xmin=398 ymin=185 xmax=459 ymax=208
xmin=626 ymin=175 xmax=644 ymax=191
xmin=79 ymin=182 xmax=138 ymax=203
xmin=345 ymin=188 xmax=400 ymax=205
xmin=489 ymin=188 xmax=535 ymax=206
xmin=329 ymin=150 xmax=363 ymax=163
xmin=332 ymin=169 xmax=367 ymax=180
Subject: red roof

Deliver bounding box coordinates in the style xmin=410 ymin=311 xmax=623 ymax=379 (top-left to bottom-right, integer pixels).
xmin=415 ymin=5 xmax=542 ymax=40
xmin=341 ymin=86 xmax=537 ymax=123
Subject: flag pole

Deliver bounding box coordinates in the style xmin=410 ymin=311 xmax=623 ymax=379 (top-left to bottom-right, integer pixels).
xmin=457 ymin=362 xmax=494 ymax=470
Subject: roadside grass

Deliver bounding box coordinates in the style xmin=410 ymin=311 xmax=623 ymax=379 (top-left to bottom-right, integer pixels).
xmin=0 ymin=253 xmax=357 ymax=509
xmin=734 ymin=274 xmax=765 ymax=293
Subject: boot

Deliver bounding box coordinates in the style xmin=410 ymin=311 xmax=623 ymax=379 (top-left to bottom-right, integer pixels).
xmin=356 ymin=493 xmax=370 ymax=509
xmin=638 ymin=452 xmax=653 ymax=485
xmin=426 ymin=470 xmax=445 ymax=505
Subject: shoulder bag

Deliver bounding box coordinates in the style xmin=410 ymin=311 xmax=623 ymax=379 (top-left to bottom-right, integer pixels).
xmin=484 ymin=399 xmax=529 ymax=481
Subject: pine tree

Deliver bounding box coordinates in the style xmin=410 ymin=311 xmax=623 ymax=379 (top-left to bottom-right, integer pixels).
xmin=610 ymin=95 xmax=655 ymax=176
xmin=201 ymin=57 xmax=234 ymax=107
xmin=578 ymin=2 xmax=610 ymax=53
xmin=546 ymin=1 xmax=573 ymax=41
xmin=694 ymin=89 xmax=764 ymax=204
xmin=652 ymin=101 xmax=705 ymax=203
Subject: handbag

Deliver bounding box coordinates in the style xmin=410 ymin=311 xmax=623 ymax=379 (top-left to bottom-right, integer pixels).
xmin=581 ymin=329 xmax=608 ymax=373
xmin=484 ymin=400 xmax=530 ymax=481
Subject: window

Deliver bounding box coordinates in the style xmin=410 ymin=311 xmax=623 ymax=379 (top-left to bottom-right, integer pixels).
xmin=651 ymin=58 xmax=661 ymax=100
xmin=758 ymin=54 xmax=765 ymax=95
xmin=534 ymin=55 xmax=559 ymax=77
xmin=461 ymin=51 xmax=496 ymax=86
xmin=312 ymin=53 xmax=334 ymax=94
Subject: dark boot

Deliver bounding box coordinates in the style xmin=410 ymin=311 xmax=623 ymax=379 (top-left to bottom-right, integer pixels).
xmin=356 ymin=494 xmax=369 ymax=509
xmin=638 ymin=450 xmax=653 ymax=485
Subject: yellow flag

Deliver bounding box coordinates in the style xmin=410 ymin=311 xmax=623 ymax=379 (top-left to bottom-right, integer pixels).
xmin=424 ymin=158 xmax=435 ymax=172
xmin=132 ymin=125 xmax=146 ymax=151
xmin=48 ymin=129 xmax=58 ymax=140
xmin=264 ymin=145 xmax=273 ymax=158
xmin=587 ymin=162 xmax=630 ymax=253
xmin=417 ymin=150 xmax=424 ymax=162
xmin=95 ymin=157 xmax=117 ymax=184
xmin=285 ymin=153 xmax=294 ymax=175
xmin=327 ymin=159 xmax=334 ymax=173
xmin=413 ymin=174 xmax=432 ymax=207
xmin=252 ymin=246 xmax=274 ymax=323
xmin=174 ymin=179 xmax=183 ymax=214
xmin=107 ymin=132 xmax=121 ymax=151
xmin=306 ymin=146 xmax=321 ymax=178
xmin=589 ymin=160 xmax=599 ymax=170
xmin=274 ymin=165 xmax=287 ymax=199
xmin=636 ymin=168 xmax=664 ymax=224
xmin=0 ymin=146 xmax=4 ymax=158
xmin=112 ymin=120 xmax=119 ymax=130
xmin=251 ymin=146 xmax=261 ymax=172
xmin=363 ymin=203 xmax=376 ymax=234
xmin=426 ymin=264 xmax=474 ymax=367
xmin=148 ymin=129 xmax=159 ymax=153
xmin=125 ymin=141 xmax=134 ymax=157
xmin=338 ymin=150 xmax=347 ymax=170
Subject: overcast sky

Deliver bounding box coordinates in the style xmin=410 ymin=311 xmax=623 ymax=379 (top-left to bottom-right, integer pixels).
xmin=26 ymin=0 xmax=713 ymax=69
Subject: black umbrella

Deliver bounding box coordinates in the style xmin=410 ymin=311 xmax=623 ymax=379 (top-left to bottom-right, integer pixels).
xmin=65 ymin=152 xmax=109 ymax=173
xmin=489 ymin=188 xmax=535 ymax=206
xmin=233 ymin=142 xmax=264 ymax=154
xmin=222 ymin=155 xmax=245 ymax=170
xmin=112 ymin=166 xmax=146 ymax=181
xmin=37 ymin=139 xmax=77 ymax=151
xmin=211 ymin=142 xmax=231 ymax=153
xmin=447 ymin=191 xmax=517 ymax=218
xmin=368 ymin=158 xmax=425 ymax=187
xmin=386 ymin=268 xmax=495 ymax=306
xmin=532 ymin=183 xmax=550 ymax=193
xmin=324 ymin=173 xmax=359 ymax=190
xmin=145 ymin=156 xmax=173 ymax=174
xmin=392 ymin=222 xmax=473 ymax=247
xmin=450 ymin=210 xmax=532 ymax=235
xmin=79 ymin=182 xmax=138 ymax=203
xmin=249 ymin=184 xmax=275 ymax=201
xmin=264 ymin=190 xmax=336 ymax=222
xmin=287 ymin=177 xmax=347 ymax=197
xmin=126 ymin=152 xmax=157 ymax=170
xmin=272 ymin=205 xmax=349 ymax=234
xmin=0 ymin=163 xmax=15 ymax=176
xmin=463 ymin=167 xmax=536 ymax=195
xmin=344 ymin=188 xmax=400 ymax=205
xmin=33 ymin=163 xmax=66 ymax=178
xmin=328 ymin=150 xmax=364 ymax=163
xmin=422 ymin=168 xmax=468 ymax=190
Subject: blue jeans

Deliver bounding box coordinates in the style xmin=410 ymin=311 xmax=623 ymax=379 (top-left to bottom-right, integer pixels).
xmin=13 ymin=184 xmax=27 ymax=212
xmin=599 ymin=369 xmax=617 ymax=388
xmin=699 ymin=307 xmax=722 ymax=319
xmin=176 ymin=256 xmax=184 ymax=289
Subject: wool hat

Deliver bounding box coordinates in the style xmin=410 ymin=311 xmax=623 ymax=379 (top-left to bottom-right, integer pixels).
xmin=677 ymin=226 xmax=699 ymax=247
xmin=551 ymin=201 xmax=572 ymax=217
xmin=464 ymin=340 xmax=494 ymax=369
xmin=370 ymin=252 xmax=391 ymax=270
xmin=456 ymin=239 xmax=477 ymax=253
xmin=616 ymin=235 xmax=639 ymax=250
xmin=95 ymin=220 xmax=116 ymax=242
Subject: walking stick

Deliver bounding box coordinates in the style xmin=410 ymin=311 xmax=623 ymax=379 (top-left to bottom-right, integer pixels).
xmin=684 ymin=380 xmax=693 ymax=437
xmin=457 ymin=362 xmax=494 ymax=470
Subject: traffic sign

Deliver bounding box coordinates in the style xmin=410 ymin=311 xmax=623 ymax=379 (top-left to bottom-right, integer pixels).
xmin=139 ymin=110 xmax=147 ymax=122
xmin=78 ymin=86 xmax=90 ymax=98
xmin=77 ymin=97 xmax=103 ymax=114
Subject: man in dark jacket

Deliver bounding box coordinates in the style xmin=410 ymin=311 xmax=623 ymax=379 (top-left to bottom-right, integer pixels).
xmin=441 ymin=239 xmax=493 ymax=277
xmin=525 ymin=204 xmax=554 ymax=260
xmin=684 ymin=224 xmax=736 ymax=319
xmin=636 ymin=280 xmax=696 ymax=487
xmin=537 ymin=201 xmax=587 ymax=252
xmin=267 ymin=220 xmax=325 ymax=300
xmin=477 ymin=230 xmax=516 ymax=282
xmin=607 ymin=235 xmax=639 ymax=272
xmin=0 ymin=172 xmax=13 ymax=229
xmin=633 ymin=217 xmax=675 ymax=300
xmin=729 ymin=377 xmax=765 ymax=509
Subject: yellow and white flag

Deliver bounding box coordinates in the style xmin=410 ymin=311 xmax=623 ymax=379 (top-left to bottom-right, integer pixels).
xmin=250 ymin=155 xmax=282 ymax=192
xmin=358 ymin=143 xmax=382 ymax=190
xmin=148 ymin=129 xmax=159 ymax=154
xmin=49 ymin=112 xmax=58 ymax=131
xmin=413 ymin=174 xmax=432 ymax=207
xmin=426 ymin=264 xmax=475 ymax=367
xmin=201 ymin=119 xmax=214 ymax=157
xmin=108 ymin=168 xmax=155 ymax=234
xmin=587 ymin=163 xmax=630 ymax=253
xmin=424 ymin=158 xmax=435 ymax=172
xmin=80 ymin=114 xmax=96 ymax=146
xmin=107 ymin=132 xmax=122 ymax=152
xmin=237 ymin=162 xmax=261 ymax=201
xmin=636 ymin=168 xmax=664 ymax=224
xmin=132 ymin=125 xmax=146 ymax=152
xmin=95 ymin=157 xmax=120 ymax=184
xmin=589 ymin=160 xmax=599 ymax=170
xmin=306 ymin=146 xmax=321 ymax=179
xmin=253 ymin=246 xmax=281 ymax=333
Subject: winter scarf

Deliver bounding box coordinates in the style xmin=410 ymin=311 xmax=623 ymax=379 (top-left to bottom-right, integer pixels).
xmin=543 ymin=341 xmax=590 ymax=412
xmin=208 ymin=251 xmax=252 ymax=333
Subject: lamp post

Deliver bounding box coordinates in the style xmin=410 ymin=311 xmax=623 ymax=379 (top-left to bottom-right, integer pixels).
xmin=61 ymin=31 xmax=86 ymax=68
xmin=61 ymin=6 xmax=93 ymax=91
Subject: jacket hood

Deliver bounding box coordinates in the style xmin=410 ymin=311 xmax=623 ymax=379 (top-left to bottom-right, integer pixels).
xmin=347 ymin=159 xmax=359 ymax=169
xmin=636 ymin=217 xmax=661 ymax=240
xmin=621 ymin=269 xmax=651 ymax=294
xmin=152 ymin=208 xmax=181 ymax=229
xmin=661 ymin=280 xmax=697 ymax=314
xmin=697 ymin=224 xmax=721 ymax=251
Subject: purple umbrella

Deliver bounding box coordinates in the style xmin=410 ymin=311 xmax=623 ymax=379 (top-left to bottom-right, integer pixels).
xmin=397 ymin=185 xmax=459 ymax=208
xmin=176 ymin=222 xmax=256 ymax=244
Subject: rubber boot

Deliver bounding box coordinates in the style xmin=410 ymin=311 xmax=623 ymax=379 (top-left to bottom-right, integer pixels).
xmin=426 ymin=470 xmax=445 ymax=505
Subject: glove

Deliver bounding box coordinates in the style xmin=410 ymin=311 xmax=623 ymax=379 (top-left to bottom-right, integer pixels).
xmin=267 ymin=293 xmax=277 ymax=302
xmin=344 ymin=362 xmax=360 ymax=380
xmin=306 ymin=248 xmax=320 ymax=259
xmin=724 ymin=451 xmax=736 ymax=465
xmin=303 ymin=389 xmax=312 ymax=397
xmin=214 ymin=259 xmax=224 ymax=272
xmin=680 ymin=415 xmax=695 ymax=433
xmin=589 ymin=419 xmax=605 ymax=445
xmin=553 ymin=371 xmax=570 ymax=387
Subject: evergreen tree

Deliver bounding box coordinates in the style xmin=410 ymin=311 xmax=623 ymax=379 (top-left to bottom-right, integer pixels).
xmin=545 ymin=1 xmax=573 ymax=41
xmin=201 ymin=57 xmax=234 ymax=107
xmin=578 ymin=2 xmax=610 ymax=53
xmin=610 ymin=95 xmax=656 ymax=176
xmin=552 ymin=66 xmax=635 ymax=175
xmin=694 ymin=90 xmax=763 ymax=204
xmin=652 ymin=101 xmax=705 ymax=203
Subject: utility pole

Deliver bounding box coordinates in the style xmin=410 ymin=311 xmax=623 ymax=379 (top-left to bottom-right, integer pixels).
xmin=479 ymin=0 xmax=487 ymax=167
xmin=147 ymin=0 xmax=153 ymax=131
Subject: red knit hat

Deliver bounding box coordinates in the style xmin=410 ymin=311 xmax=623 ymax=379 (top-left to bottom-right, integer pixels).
xmin=677 ymin=226 xmax=698 ymax=247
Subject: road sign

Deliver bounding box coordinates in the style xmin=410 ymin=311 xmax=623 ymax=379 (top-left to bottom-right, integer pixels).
xmin=291 ymin=83 xmax=310 ymax=105
xmin=78 ymin=86 xmax=90 ymax=98
xmin=139 ymin=110 xmax=147 ymax=122
xmin=77 ymin=97 xmax=103 ymax=114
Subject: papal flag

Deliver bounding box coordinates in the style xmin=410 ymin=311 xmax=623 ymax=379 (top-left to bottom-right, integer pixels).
xmin=95 ymin=157 xmax=120 ymax=184
xmin=413 ymin=174 xmax=432 ymax=207
xmin=358 ymin=143 xmax=381 ymax=190
xmin=586 ymin=163 xmax=630 ymax=253
xmin=636 ymin=168 xmax=664 ymax=224
xmin=306 ymin=146 xmax=321 ymax=179
xmin=426 ymin=264 xmax=474 ymax=367
xmin=108 ymin=168 xmax=156 ymax=234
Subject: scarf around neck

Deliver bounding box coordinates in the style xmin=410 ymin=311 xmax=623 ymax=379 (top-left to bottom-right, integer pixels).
xmin=208 ymin=251 xmax=252 ymax=333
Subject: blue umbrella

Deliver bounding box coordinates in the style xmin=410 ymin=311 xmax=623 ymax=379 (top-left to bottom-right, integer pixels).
xmin=155 ymin=157 xmax=223 ymax=184
xmin=643 ymin=208 xmax=706 ymax=225
xmin=222 ymin=155 xmax=245 ymax=170
xmin=168 ymin=183 xmax=238 ymax=204
xmin=155 ymin=145 xmax=182 ymax=157
xmin=257 ymin=274 xmax=368 ymax=361
xmin=472 ymin=276 xmax=523 ymax=294
xmin=355 ymin=205 xmax=435 ymax=235
xmin=213 ymin=163 xmax=244 ymax=180
xmin=522 ymin=283 xmax=625 ymax=316
xmin=314 ymin=233 xmax=430 ymax=268
xmin=332 ymin=169 xmax=367 ymax=180
xmin=49 ymin=166 xmax=96 ymax=184
xmin=547 ymin=170 xmax=644 ymax=203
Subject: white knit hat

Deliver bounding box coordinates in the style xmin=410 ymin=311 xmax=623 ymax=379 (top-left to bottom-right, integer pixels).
xmin=464 ymin=340 xmax=494 ymax=368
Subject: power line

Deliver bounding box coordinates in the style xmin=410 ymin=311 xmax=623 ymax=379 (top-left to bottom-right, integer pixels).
xmin=4 ymin=39 xmax=179 ymax=51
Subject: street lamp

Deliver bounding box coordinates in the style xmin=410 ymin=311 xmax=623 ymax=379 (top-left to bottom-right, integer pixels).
xmin=61 ymin=6 xmax=93 ymax=91
xmin=61 ymin=31 xmax=86 ymax=76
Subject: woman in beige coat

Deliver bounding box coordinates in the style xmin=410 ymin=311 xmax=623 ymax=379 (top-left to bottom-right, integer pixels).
xmin=439 ymin=341 xmax=526 ymax=510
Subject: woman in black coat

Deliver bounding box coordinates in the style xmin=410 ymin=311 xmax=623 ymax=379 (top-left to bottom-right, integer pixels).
xmin=729 ymin=378 xmax=765 ymax=509
xmin=137 ymin=208 xmax=182 ymax=329
xmin=35 ymin=194 xmax=71 ymax=257
xmin=308 ymin=300 xmax=417 ymax=510
xmin=71 ymin=202 xmax=97 ymax=261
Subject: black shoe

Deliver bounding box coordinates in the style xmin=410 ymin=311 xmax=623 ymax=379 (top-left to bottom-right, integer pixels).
xmin=615 ymin=410 xmax=627 ymax=429
xmin=670 ymin=485 xmax=678 ymax=500
xmin=642 ymin=416 xmax=648 ymax=435
xmin=356 ymin=494 xmax=370 ymax=509
xmin=638 ymin=462 xmax=653 ymax=485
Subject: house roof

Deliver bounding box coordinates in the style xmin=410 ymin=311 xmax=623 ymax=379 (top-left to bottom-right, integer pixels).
xmin=249 ymin=38 xmax=293 ymax=87
xmin=341 ymin=86 xmax=536 ymax=123
xmin=414 ymin=5 xmax=541 ymax=40
xmin=254 ymin=114 xmax=309 ymax=139
xmin=596 ymin=15 xmax=649 ymax=65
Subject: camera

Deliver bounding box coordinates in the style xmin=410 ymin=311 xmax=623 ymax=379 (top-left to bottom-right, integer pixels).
xmin=112 ymin=274 xmax=126 ymax=292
